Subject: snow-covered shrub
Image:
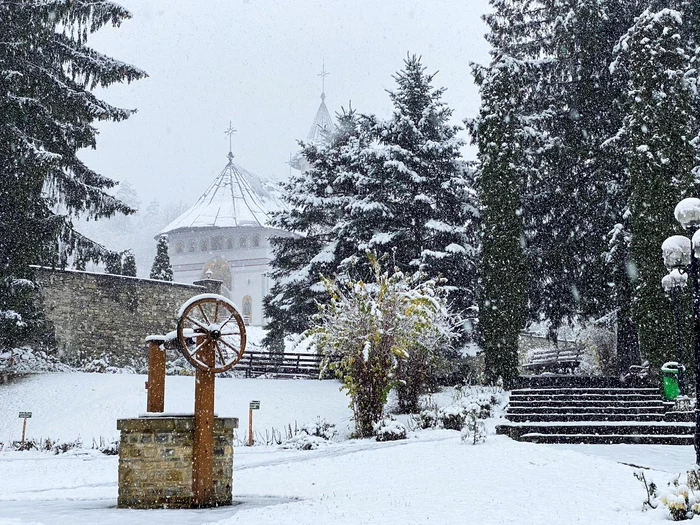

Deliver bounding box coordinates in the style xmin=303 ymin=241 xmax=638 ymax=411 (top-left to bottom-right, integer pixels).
xmin=280 ymin=433 xmax=330 ymax=450
xmin=0 ymin=346 xmax=72 ymax=373
xmin=280 ymin=418 xmax=337 ymax=450
xmin=82 ymin=357 xmax=136 ymax=374
xmin=418 ymin=407 xmax=439 ymax=429
xmin=301 ymin=418 xmax=337 ymax=441
xmin=460 ymin=404 xmax=487 ymax=444
xmin=374 ymin=418 xmax=407 ymax=442
xmin=93 ymin=437 xmax=119 ymax=455
xmin=661 ymin=477 xmax=700 ymax=521
xmin=52 ymin=438 xmax=83 ymax=455
xmin=439 ymin=405 xmax=466 ymax=430
xmin=311 ymin=254 xmax=459 ymax=437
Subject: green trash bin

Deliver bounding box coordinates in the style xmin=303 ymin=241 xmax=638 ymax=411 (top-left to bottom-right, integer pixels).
xmin=661 ymin=362 xmax=684 ymax=401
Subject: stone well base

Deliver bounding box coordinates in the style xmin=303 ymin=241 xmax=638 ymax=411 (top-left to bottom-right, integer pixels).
xmin=117 ymin=416 xmax=237 ymax=509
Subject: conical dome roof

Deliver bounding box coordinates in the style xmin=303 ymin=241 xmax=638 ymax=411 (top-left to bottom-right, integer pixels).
xmin=306 ymin=94 xmax=333 ymax=143
xmin=159 ymin=152 xmax=286 ymax=235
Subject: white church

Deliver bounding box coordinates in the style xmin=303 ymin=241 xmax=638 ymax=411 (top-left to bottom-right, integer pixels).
xmin=158 ymin=88 xmax=333 ymax=326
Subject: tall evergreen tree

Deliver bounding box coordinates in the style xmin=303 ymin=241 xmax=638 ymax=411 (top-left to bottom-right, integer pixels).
xmin=612 ymin=7 xmax=697 ymax=368
xmin=349 ymin=55 xmax=479 ymax=316
xmin=263 ymin=110 xmax=374 ymax=351
xmin=150 ymin=236 xmax=173 ymax=281
xmin=0 ymin=1 xmax=145 ymax=349
xmin=468 ymin=54 xmax=530 ymax=383
xmin=121 ymin=250 xmax=137 ymax=277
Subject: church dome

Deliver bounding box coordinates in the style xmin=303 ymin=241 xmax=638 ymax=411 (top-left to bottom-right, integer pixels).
xmin=159 ymin=152 xmax=286 ymax=235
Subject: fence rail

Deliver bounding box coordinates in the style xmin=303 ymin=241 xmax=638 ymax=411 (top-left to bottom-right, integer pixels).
xmin=234 ymin=351 xmax=322 ymax=378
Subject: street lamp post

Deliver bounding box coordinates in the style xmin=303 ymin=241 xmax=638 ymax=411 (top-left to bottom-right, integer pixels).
xmin=661 ymin=269 xmax=687 ymax=394
xmin=664 ymin=198 xmax=700 ymax=466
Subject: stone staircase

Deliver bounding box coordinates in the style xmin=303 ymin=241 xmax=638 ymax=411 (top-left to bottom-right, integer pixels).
xmin=496 ymin=385 xmax=694 ymax=445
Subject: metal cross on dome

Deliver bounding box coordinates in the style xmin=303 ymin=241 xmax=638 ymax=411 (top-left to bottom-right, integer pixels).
xmin=224 ymin=121 xmax=237 ymax=159
xmin=318 ymin=61 xmax=329 ymax=100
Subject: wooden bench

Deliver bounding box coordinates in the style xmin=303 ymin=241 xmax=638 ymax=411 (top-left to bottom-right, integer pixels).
xmin=522 ymin=345 xmax=583 ymax=375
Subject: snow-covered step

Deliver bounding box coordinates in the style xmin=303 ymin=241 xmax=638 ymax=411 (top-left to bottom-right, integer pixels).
xmin=518 ymin=433 xmax=693 ymax=445
xmin=511 ymin=387 xmax=659 ymax=395
xmin=510 ymin=393 xmax=660 ymax=402
xmin=505 ymin=413 xmax=666 ymax=423
xmin=496 ymin=421 xmax=694 ymax=441
xmin=508 ymin=399 xmax=665 ymax=408
xmin=507 ymin=405 xmax=665 ymax=415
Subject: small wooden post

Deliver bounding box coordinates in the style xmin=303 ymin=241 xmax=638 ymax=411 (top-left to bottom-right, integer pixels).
xmin=146 ymin=340 xmax=166 ymax=413
xmin=248 ymin=406 xmax=253 ymax=446
xmin=192 ymin=340 xmax=216 ymax=507
xmin=18 ymin=412 xmax=31 ymax=444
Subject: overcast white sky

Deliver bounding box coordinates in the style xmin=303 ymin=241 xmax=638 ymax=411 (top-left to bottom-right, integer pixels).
xmin=79 ymin=0 xmax=493 ymax=207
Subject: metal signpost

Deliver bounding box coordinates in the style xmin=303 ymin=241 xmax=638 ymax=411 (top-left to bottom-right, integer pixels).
xmin=18 ymin=412 xmax=31 ymax=444
xmin=248 ymin=400 xmax=260 ymax=446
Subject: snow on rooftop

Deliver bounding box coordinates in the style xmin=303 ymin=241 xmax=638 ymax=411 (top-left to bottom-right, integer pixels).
xmin=159 ymin=154 xmax=287 ymax=235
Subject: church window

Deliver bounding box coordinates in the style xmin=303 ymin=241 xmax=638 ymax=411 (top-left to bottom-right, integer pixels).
xmin=212 ymin=236 xmax=224 ymax=251
xmin=176 ymin=242 xmax=185 ymax=254
xmin=239 ymin=237 xmax=248 ymax=248
xmin=226 ymin=237 xmax=233 ymax=250
xmin=242 ymin=295 xmax=252 ymax=325
xmin=252 ymin=235 xmax=260 ymax=247
xmin=188 ymin=240 xmax=196 ymax=252
xmin=200 ymin=239 xmax=209 ymax=252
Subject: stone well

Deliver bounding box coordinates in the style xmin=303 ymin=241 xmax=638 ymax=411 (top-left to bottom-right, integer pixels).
xmin=117 ymin=416 xmax=237 ymax=509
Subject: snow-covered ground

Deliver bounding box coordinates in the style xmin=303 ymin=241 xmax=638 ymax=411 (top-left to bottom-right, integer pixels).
xmin=0 ymin=373 xmax=695 ymax=524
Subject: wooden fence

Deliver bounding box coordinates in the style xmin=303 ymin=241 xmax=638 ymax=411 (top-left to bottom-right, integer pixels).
xmin=234 ymin=351 xmax=322 ymax=378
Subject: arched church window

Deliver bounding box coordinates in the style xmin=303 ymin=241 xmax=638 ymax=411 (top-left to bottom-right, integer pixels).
xmin=242 ymin=295 xmax=252 ymax=325
xmin=252 ymin=235 xmax=260 ymax=247
xmin=226 ymin=237 xmax=233 ymax=250
xmin=200 ymin=239 xmax=209 ymax=252
xmin=212 ymin=236 xmax=224 ymax=251
xmin=176 ymin=242 xmax=185 ymax=254
xmin=188 ymin=240 xmax=196 ymax=252
xmin=239 ymin=237 xmax=248 ymax=248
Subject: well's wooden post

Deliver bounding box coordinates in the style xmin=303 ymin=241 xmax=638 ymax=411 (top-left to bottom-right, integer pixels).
xmin=192 ymin=339 xmax=216 ymax=506
xmin=146 ymin=340 xmax=166 ymax=413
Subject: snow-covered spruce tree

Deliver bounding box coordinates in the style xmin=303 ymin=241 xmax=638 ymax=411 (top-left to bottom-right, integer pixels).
xmin=263 ymin=110 xmax=375 ymax=351
xmin=522 ymin=0 xmax=632 ymax=338
xmin=612 ymin=8 xmax=697 ymax=369
xmin=121 ymin=250 xmax=136 ymax=277
xmin=468 ymin=54 xmax=530 ymax=384
xmin=310 ymin=254 xmax=458 ymax=437
xmin=150 ymin=236 xmax=173 ymax=281
xmin=350 ymin=55 xmax=479 ymax=321
xmin=0 ymin=1 xmax=145 ymax=349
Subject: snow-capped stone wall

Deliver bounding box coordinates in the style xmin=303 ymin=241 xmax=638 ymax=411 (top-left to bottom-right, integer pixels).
xmin=34 ymin=267 xmax=220 ymax=368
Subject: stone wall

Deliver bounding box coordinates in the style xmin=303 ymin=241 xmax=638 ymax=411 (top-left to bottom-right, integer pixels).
xmin=34 ymin=267 xmax=221 ymax=367
xmin=117 ymin=416 xmax=236 ymax=508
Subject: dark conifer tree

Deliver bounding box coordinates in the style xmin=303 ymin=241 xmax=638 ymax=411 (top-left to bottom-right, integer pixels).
xmin=263 ymin=111 xmax=374 ymax=351
xmin=468 ymin=55 xmax=530 ymax=383
xmin=150 ymin=236 xmax=173 ymax=281
xmin=613 ymin=7 xmax=697 ymax=368
xmin=121 ymin=250 xmax=137 ymax=277
xmin=0 ymin=1 xmax=145 ymax=349
xmin=353 ymin=55 xmax=479 ymax=317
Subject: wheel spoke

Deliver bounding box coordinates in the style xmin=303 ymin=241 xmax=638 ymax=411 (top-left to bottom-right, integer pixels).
xmin=220 ymin=331 xmax=240 ymax=337
xmin=214 ymin=301 xmax=220 ymax=323
xmin=197 ymin=304 xmax=211 ymax=325
xmin=188 ymin=339 xmax=208 ymax=358
xmin=218 ymin=338 xmax=240 ymax=357
xmin=186 ymin=315 xmax=209 ymax=332
xmin=215 ymin=342 xmax=227 ymax=365
xmin=220 ymin=311 xmax=237 ymax=329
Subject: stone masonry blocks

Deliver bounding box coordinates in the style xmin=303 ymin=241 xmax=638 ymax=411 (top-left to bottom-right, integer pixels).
xmin=117 ymin=416 xmax=237 ymax=509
